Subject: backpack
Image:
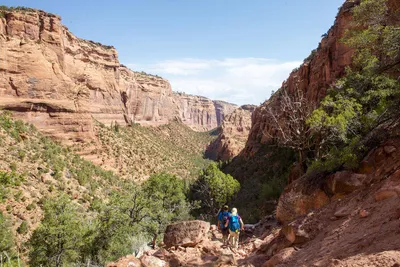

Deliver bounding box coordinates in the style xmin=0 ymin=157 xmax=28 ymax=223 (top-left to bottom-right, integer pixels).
xmin=221 ymin=212 xmax=229 ymax=228
xmin=229 ymin=215 xmax=241 ymax=232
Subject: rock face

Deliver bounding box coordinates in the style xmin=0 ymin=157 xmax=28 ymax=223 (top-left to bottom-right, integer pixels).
xmin=206 ymin=105 xmax=255 ymax=161
xmin=173 ymin=93 xmax=238 ymax=132
xmin=242 ymin=1 xmax=356 ymax=157
xmin=163 ymin=220 xmax=210 ymax=248
xmin=0 ymin=9 xmax=236 ymax=146
xmin=277 ymin=136 xmax=400 ymax=223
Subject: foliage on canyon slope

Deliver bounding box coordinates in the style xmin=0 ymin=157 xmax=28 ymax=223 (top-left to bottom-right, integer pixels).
xmin=93 ymin=120 xmax=215 ymax=180
xmin=27 ymin=173 xmax=192 ymax=267
xmin=306 ymin=0 xmax=400 ymax=174
xmin=261 ymin=0 xmax=400 ymax=176
xmin=0 ymin=112 xmax=226 ymax=266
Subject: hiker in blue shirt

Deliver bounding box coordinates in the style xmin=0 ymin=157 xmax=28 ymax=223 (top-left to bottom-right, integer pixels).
xmin=225 ymin=207 xmax=244 ymax=249
xmin=217 ymin=205 xmax=230 ymax=245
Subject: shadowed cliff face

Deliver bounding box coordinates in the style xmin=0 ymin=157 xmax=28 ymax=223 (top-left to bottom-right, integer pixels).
xmin=0 ymin=9 xmax=236 ymax=145
xmin=205 ymin=105 xmax=255 ymax=161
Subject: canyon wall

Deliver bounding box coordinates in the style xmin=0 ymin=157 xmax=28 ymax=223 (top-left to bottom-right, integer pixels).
xmin=205 ymin=105 xmax=255 ymax=161
xmin=0 ymin=9 xmax=236 ymax=145
xmin=242 ymin=0 xmax=357 ymax=157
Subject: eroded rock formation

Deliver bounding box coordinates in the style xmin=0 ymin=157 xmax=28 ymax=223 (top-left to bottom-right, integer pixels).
xmin=0 ymin=9 xmax=236 ymax=146
xmin=206 ymin=105 xmax=255 ymax=161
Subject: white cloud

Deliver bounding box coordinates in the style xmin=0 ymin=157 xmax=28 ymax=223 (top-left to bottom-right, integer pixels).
xmin=131 ymin=58 xmax=302 ymax=105
xmin=148 ymin=59 xmax=215 ymax=75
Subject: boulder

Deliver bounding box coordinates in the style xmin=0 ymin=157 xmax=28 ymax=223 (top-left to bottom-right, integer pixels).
xmin=334 ymin=206 xmax=351 ymax=218
xmin=106 ymin=256 xmax=142 ymax=267
xmin=163 ymin=220 xmax=210 ymax=248
xmin=151 ymin=249 xmax=169 ymax=260
xmin=375 ymin=190 xmax=398 ymax=201
xmin=375 ymin=173 xmax=400 ymax=201
xmin=281 ymin=224 xmax=310 ymax=245
xmin=327 ymin=171 xmax=367 ymax=195
xmin=214 ymin=253 xmax=237 ymax=266
xmin=384 ymin=146 xmax=397 ymax=154
xmin=140 ymin=255 xmax=166 ymax=267
xmin=262 ymin=247 xmax=296 ymax=267
xmin=276 ymin=187 xmax=329 ymax=224
xmin=210 ymin=224 xmax=217 ymax=231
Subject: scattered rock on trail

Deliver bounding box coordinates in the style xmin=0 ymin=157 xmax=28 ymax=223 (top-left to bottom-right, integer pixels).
xmin=140 ymin=255 xmax=167 ymax=267
xmin=281 ymin=223 xmax=310 ymax=245
xmin=359 ymin=209 xmax=369 ymax=218
xmin=262 ymin=247 xmax=296 ymax=267
xmin=334 ymin=206 xmax=351 ymax=218
xmin=106 ymin=255 xmax=142 ymax=267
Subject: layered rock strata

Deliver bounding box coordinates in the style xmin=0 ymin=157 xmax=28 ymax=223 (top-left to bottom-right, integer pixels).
xmin=0 ymin=9 xmax=236 ymax=146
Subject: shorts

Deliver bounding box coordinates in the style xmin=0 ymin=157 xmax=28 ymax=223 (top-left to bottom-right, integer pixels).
xmin=221 ymin=227 xmax=229 ymax=236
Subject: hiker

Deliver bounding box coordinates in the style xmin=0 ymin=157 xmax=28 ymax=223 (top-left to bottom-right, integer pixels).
xmin=217 ymin=205 xmax=230 ymax=245
xmin=225 ymin=207 xmax=244 ymax=249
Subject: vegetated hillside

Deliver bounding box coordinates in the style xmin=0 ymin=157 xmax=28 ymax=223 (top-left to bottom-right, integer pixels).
xmin=0 ymin=111 xmax=218 ymax=265
xmin=83 ymin=119 xmax=216 ymax=181
xmin=0 ymin=112 xmax=121 ymax=249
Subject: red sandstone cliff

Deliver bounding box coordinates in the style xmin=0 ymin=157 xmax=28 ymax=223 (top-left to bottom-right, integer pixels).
xmin=0 ymin=8 xmax=236 ymax=145
xmin=242 ymin=1 xmax=358 ymax=157
xmin=206 ymin=105 xmax=256 ymax=161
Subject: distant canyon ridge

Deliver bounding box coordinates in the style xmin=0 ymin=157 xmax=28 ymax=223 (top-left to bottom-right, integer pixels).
xmin=0 ymin=9 xmax=242 ymax=146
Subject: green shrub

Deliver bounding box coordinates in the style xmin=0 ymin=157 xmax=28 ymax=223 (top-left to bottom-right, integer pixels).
xmin=28 ymin=195 xmax=92 ymax=267
xmin=261 ymin=177 xmax=286 ymax=200
xmin=0 ymin=112 xmax=28 ymax=142
xmin=0 ymin=211 xmax=15 ymax=257
xmin=0 ymin=186 xmax=9 ymax=203
xmin=0 ymin=171 xmax=24 ymax=186
xmin=26 ymin=203 xmax=36 ymax=211
xmin=17 ymin=149 xmax=26 ymax=161
xmin=191 ymin=163 xmax=240 ymax=217
xmin=17 ymin=220 xmax=28 ymax=235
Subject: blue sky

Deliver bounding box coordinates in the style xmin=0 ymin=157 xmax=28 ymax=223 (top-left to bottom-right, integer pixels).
xmin=3 ymin=0 xmax=344 ymax=105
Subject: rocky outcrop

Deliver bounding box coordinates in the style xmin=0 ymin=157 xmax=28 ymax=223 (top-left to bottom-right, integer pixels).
xmin=0 ymin=9 xmax=236 ymax=146
xmin=205 ymin=105 xmax=255 ymax=161
xmin=276 ymin=136 xmax=400 ymax=223
xmin=264 ymin=161 xmax=400 ymax=266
